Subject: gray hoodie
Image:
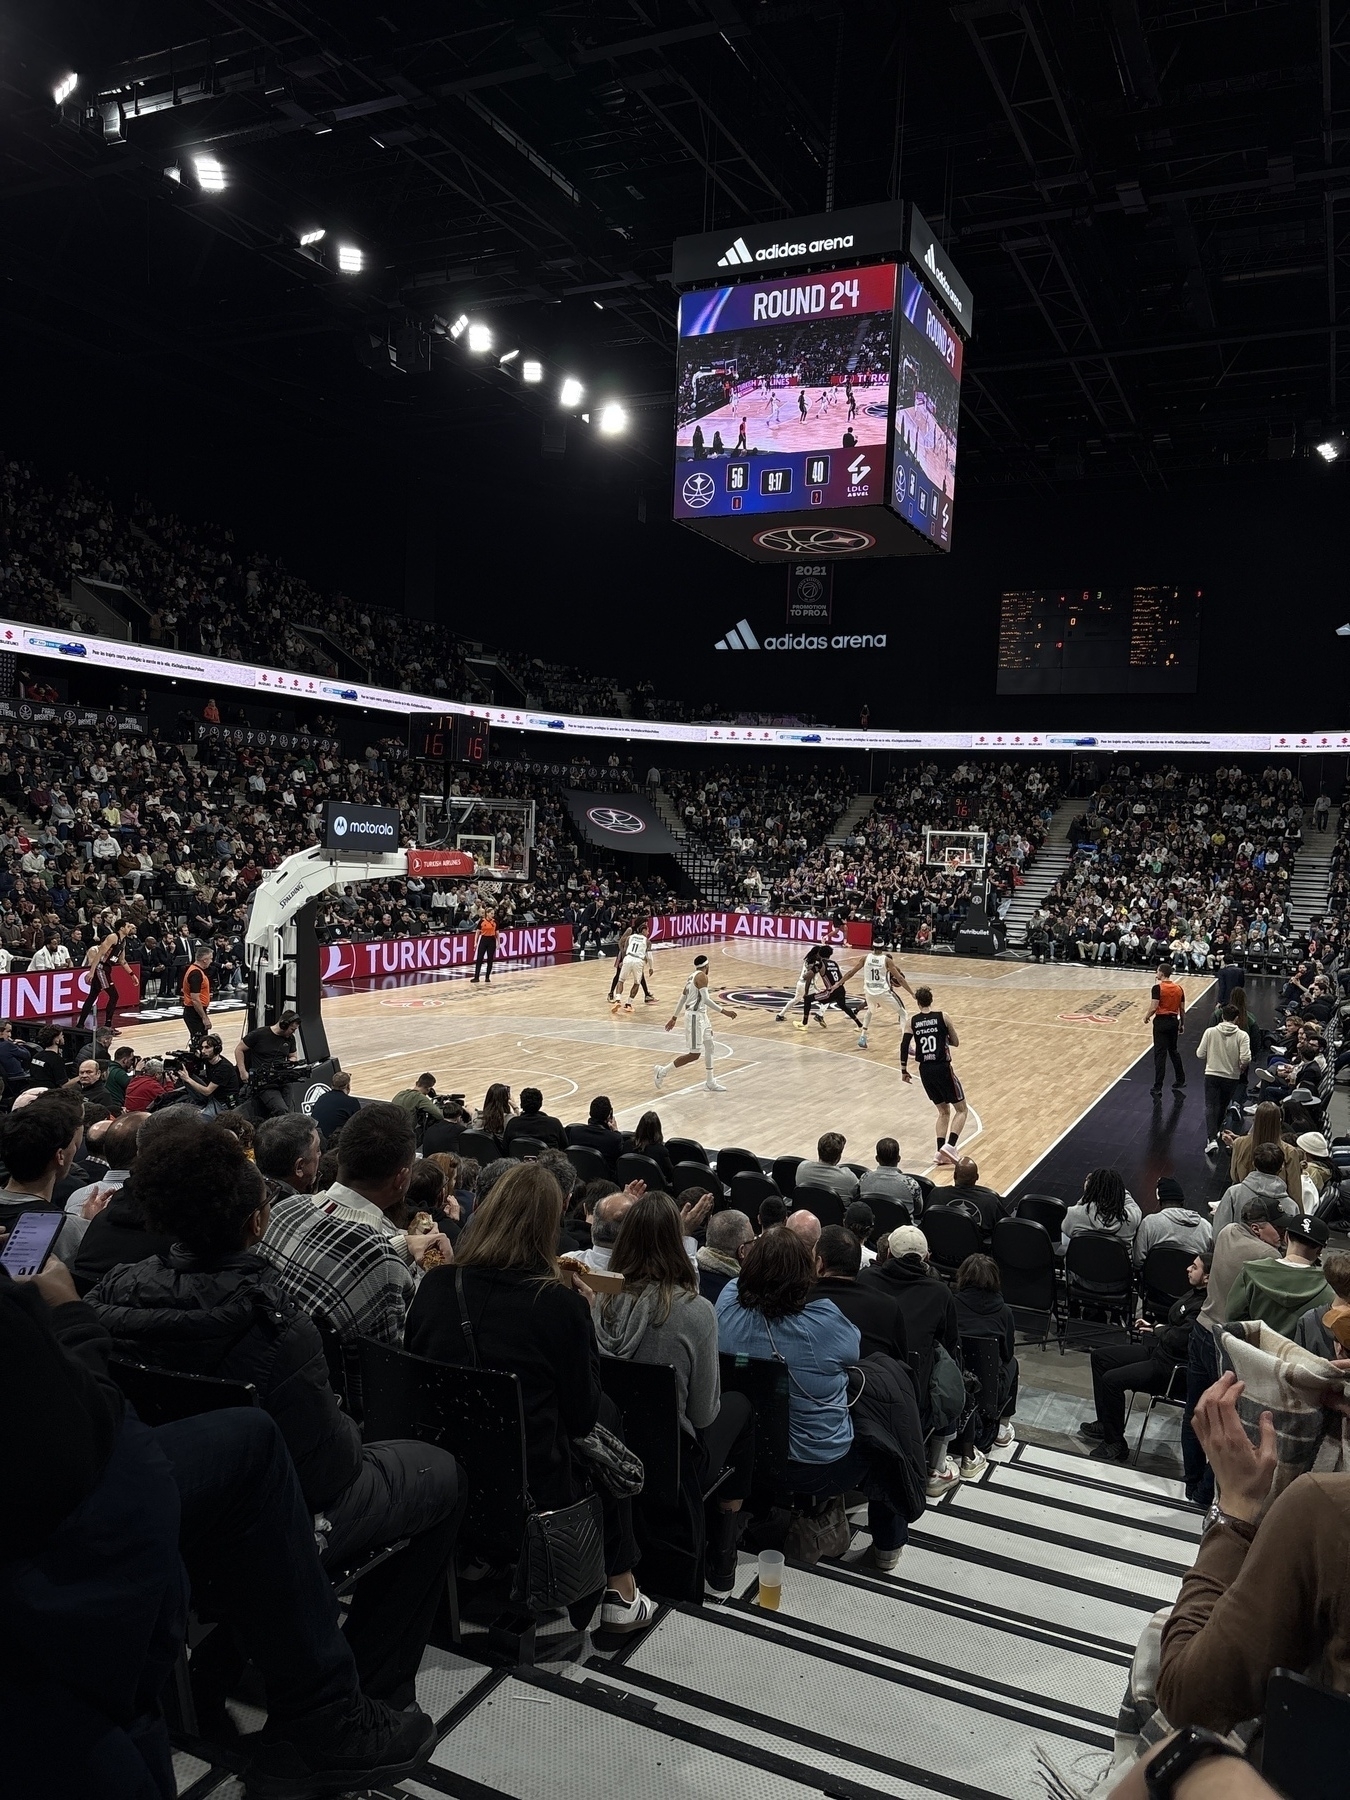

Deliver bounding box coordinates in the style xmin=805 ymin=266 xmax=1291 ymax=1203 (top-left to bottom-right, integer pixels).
xmin=1133 ymin=1207 xmax=1212 ymax=1267
xmin=1211 ymin=1169 xmax=1299 ymax=1235
xmin=593 ymin=1285 xmax=721 ymax=1434
xmin=1194 ymin=1019 xmax=1251 ymax=1081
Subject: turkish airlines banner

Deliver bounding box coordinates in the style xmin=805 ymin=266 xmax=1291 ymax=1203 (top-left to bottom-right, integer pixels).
xmin=647 ymin=910 xmax=871 ymax=949
xmin=0 ymin=963 xmax=141 ymax=1022
xmin=406 ymin=848 xmax=476 ymax=878
xmin=320 ymin=924 xmax=572 ymax=982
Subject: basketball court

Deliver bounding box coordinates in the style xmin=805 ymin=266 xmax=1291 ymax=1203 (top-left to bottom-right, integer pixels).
xmin=117 ymin=945 xmax=1211 ymax=1196
xmin=674 ymin=383 xmax=888 ymax=459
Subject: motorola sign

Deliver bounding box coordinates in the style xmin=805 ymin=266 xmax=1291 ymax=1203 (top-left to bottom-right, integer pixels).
xmin=907 ymin=206 xmax=974 ymax=335
xmin=322 ymin=801 xmax=400 ymax=851
xmin=671 ymin=200 xmax=905 ymax=287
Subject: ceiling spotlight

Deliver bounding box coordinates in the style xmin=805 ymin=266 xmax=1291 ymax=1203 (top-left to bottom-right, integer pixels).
xmin=593 ymin=300 xmax=604 ymax=310
xmin=1316 ymin=439 xmax=1343 ymax=462
xmin=522 ymin=359 xmax=543 ymax=383
xmin=163 ymin=164 xmax=182 ymax=184
xmin=499 ymin=349 xmax=519 ymax=364
xmin=299 ymin=228 xmax=326 ymax=247
xmin=53 ymin=73 xmax=78 ymax=106
xmin=449 ymin=314 xmax=469 ymax=340
xmin=599 ymin=403 xmax=628 ymax=435
xmin=194 ymin=156 xmax=226 ymax=193
xmin=559 ymin=376 xmax=584 ymax=407
xmin=1337 ymin=624 xmax=1350 ymax=638
xmin=337 ymin=244 xmax=363 ymax=273
xmin=467 ymin=323 xmax=492 ymax=352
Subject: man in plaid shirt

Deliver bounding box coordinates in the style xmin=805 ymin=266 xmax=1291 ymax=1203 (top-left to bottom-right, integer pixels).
xmin=258 ymin=1188 xmax=414 ymax=1344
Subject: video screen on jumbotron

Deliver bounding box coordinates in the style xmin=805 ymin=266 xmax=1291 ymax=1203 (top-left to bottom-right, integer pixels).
xmin=672 ymin=262 xmax=897 ymax=522
xmin=890 ymin=267 xmax=962 ymax=550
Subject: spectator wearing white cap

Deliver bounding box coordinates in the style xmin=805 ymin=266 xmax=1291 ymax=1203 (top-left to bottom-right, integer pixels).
xmin=858 ymin=1224 xmax=961 ymax=1491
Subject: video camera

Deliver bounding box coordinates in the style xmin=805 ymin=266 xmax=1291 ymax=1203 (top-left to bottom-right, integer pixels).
xmin=163 ymin=1047 xmax=208 ymax=1080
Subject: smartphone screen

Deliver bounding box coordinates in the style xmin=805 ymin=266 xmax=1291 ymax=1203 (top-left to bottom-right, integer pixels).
xmin=1 ymin=1211 xmax=64 ymax=1278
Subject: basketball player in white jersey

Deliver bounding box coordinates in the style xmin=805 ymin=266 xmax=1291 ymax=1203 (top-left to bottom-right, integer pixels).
xmin=654 ymin=954 xmax=738 ymax=1093
xmin=611 ymin=923 xmax=653 ymax=1014
xmin=845 ymin=943 xmax=916 ymax=1049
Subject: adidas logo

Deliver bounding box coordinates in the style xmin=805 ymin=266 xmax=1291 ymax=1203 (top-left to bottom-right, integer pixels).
xmin=716 ymin=237 xmax=754 ymax=268
xmin=922 ymin=241 xmax=964 ymax=315
xmin=714 ymin=618 xmax=760 ymax=650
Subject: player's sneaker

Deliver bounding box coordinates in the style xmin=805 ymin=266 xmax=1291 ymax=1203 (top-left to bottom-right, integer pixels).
xmin=653 ymin=1064 xmax=667 ymax=1090
xmin=622 ymin=1003 xmax=633 ymax=1013
xmin=857 ymin=1033 xmax=868 ymax=1049
xmin=609 ymin=1001 xmax=620 ymax=1014
xmin=934 ymin=1145 xmax=960 ymax=1167
xmin=705 ymin=1078 xmax=727 ymax=1093
xmin=813 ymin=1013 xmax=827 ymax=1029
xmin=792 ymin=1020 xmax=807 ymax=1031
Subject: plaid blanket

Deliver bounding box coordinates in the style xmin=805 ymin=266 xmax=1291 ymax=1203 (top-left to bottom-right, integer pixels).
xmin=1215 ymin=1319 xmax=1350 ymax=1498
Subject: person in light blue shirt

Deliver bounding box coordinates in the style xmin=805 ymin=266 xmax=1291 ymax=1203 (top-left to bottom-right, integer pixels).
xmin=715 ymin=1226 xmax=907 ymax=1573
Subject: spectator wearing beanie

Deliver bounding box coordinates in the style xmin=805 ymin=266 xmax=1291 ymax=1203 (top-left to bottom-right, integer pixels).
xmin=1132 ymin=1177 xmax=1213 ymax=1267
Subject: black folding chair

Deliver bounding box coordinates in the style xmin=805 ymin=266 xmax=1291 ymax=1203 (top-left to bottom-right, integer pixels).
xmin=991 ymin=1216 xmax=1059 ymax=1349
xmin=791 ymin=1184 xmax=846 ymax=1228
xmin=1264 ymin=1668 xmax=1350 ymax=1800
xmin=730 ymin=1170 xmax=780 ymax=1214
xmin=507 ymin=1134 xmax=547 ymax=1161
xmin=107 ymin=1356 xmax=258 ymax=1425
xmin=566 ymin=1144 xmax=612 ymax=1186
xmin=672 ymin=1160 xmax=722 ymax=1202
xmin=1138 ymin=1244 xmax=1195 ymax=1322
xmin=1131 ymin=1362 xmax=1186 ymax=1465
xmin=770 ymin=1154 xmax=804 ymax=1197
xmin=1016 ymin=1194 xmax=1067 ymax=1238
xmin=617 ymin=1152 xmax=669 ymax=1192
xmin=1062 ymin=1232 xmax=1135 ymax=1352
xmin=719 ymin=1352 xmax=790 ymax=1513
xmin=922 ymin=1206 xmax=982 ymax=1281
xmin=598 ymin=1357 xmax=714 ymax=1603
xmin=867 ymin=1192 xmax=918 ymax=1237
xmin=715 ymin=1145 xmax=763 ymax=1187
xmin=667 ymin=1137 xmax=709 ymax=1166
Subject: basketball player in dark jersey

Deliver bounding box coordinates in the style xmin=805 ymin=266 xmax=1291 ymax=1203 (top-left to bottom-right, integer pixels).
xmin=801 ymin=945 xmax=866 ymax=1035
xmin=901 ymin=984 xmax=969 ymax=1167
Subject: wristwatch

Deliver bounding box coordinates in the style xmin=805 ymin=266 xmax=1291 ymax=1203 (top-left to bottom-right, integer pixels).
xmin=1144 ymin=1725 xmax=1245 ymax=1799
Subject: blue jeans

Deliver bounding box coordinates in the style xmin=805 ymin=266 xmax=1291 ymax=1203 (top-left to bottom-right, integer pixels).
xmin=1182 ymin=1323 xmax=1218 ymax=1504
xmin=786 ymin=1442 xmax=908 ymax=1552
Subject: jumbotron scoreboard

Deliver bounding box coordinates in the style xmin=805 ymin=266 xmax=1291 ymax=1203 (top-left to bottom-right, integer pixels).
xmin=670 ymin=201 xmax=973 ymax=563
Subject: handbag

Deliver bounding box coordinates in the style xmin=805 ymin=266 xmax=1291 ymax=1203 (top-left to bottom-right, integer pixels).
xmin=784 ymin=1494 xmax=850 ymax=1565
xmin=572 ymin=1422 xmax=644 ymax=1497
xmin=450 ymin=1270 xmax=606 ymax=1613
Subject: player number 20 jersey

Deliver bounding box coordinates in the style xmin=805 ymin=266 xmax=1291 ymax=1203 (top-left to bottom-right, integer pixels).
xmin=908 ymin=1010 xmax=951 ymax=1066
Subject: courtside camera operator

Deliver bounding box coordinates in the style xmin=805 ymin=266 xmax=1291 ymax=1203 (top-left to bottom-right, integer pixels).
xmin=236 ymin=1009 xmax=304 ymax=1118
xmin=169 ymin=1033 xmax=241 ymax=1117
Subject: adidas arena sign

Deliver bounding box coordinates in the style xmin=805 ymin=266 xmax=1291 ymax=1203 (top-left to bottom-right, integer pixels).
xmin=906 ymin=206 xmax=974 ymax=334
xmin=715 ymin=618 xmax=887 ymax=652
xmin=672 ymin=200 xmax=905 ymax=287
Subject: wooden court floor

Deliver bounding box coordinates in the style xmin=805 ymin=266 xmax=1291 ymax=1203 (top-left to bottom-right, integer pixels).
xmin=120 ymin=946 xmax=1211 ymax=1196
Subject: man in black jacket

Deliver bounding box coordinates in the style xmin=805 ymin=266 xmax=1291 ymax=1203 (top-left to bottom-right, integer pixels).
xmin=950 ymin=1156 xmax=1013 ymax=1240
xmin=566 ymin=1094 xmax=624 ymax=1171
xmin=86 ymin=1109 xmax=465 ymax=1704
xmin=858 ymin=1223 xmax=963 ymax=1493
xmin=1078 ymin=1249 xmax=1211 ymax=1464
xmin=502 ymin=1086 xmax=567 ymax=1152
xmin=811 ymin=1225 xmax=909 ymax=1363
xmin=0 ymin=1267 xmax=441 ymax=1797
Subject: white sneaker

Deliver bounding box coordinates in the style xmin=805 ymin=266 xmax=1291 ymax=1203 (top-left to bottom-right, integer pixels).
xmin=925 ymin=1458 xmax=960 ymax=1498
xmin=705 ymin=1078 xmax=727 ymax=1093
xmin=934 ymin=1145 xmax=960 ymax=1167
xmin=598 ymin=1586 xmax=659 ymax=1634
xmin=653 ymin=1064 xmax=667 ymax=1090
xmin=857 ymin=1034 xmax=868 ymax=1048
xmin=1204 ymin=1139 xmax=1219 ymax=1156
xmin=994 ymin=1420 xmax=1016 ymax=1449
xmin=958 ymin=1451 xmax=988 ymax=1482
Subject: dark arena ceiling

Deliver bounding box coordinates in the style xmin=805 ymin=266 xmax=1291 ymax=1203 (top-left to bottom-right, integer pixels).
xmin=4 ymin=1 xmax=1350 ymax=496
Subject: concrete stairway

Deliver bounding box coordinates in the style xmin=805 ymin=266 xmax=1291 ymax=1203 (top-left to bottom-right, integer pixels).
xmin=651 ymin=787 xmax=738 ymax=905
xmin=1001 ymin=797 xmax=1083 ymax=948
xmin=1289 ymin=805 xmax=1339 ymax=936
xmin=827 ymin=791 xmax=877 ymax=845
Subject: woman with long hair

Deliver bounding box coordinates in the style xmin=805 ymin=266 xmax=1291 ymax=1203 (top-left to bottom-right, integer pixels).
xmin=1224 ymin=1097 xmax=1301 ymax=1201
xmin=594 ymin=1193 xmax=754 ymax=1594
xmin=405 ymin=1162 xmax=655 ymax=1632
xmin=475 ymin=1082 xmax=515 ymax=1147
xmin=716 ymin=1227 xmax=908 ymax=1575
xmin=1061 ymin=1168 xmax=1143 ymax=1247
xmin=630 ymin=1111 xmax=675 ymax=1187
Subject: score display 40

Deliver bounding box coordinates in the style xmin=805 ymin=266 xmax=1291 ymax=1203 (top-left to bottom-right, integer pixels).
xmin=750 ymin=275 xmax=863 ymax=320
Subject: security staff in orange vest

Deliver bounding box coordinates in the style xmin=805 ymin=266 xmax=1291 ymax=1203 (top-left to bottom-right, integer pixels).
xmin=181 ymin=945 xmax=214 ymax=1045
xmin=1145 ymin=959 xmax=1187 ymax=1098
xmin=472 ymin=909 xmax=498 ymax=985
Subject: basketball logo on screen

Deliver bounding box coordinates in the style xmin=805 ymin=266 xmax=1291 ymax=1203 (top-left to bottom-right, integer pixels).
xmin=752 ymin=526 xmax=876 ymax=555
xmin=681 ymin=473 xmax=716 ymax=509
xmin=587 ymin=807 xmax=646 ymax=836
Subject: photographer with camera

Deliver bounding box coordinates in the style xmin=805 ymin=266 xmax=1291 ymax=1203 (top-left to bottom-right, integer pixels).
xmin=173 ymin=1033 xmax=241 ymax=1117
xmin=236 ymin=1010 xmax=304 ymax=1119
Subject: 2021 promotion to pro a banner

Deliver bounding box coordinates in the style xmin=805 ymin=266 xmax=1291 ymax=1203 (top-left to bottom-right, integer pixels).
xmin=673 ymin=262 xmax=897 ymax=523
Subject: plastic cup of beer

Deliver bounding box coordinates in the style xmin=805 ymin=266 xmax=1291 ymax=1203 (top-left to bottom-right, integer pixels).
xmin=757 ymin=1549 xmax=784 ymax=1610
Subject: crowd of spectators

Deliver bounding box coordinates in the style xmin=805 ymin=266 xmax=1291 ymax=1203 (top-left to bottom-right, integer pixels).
xmin=1030 ymin=763 xmax=1301 ymax=967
